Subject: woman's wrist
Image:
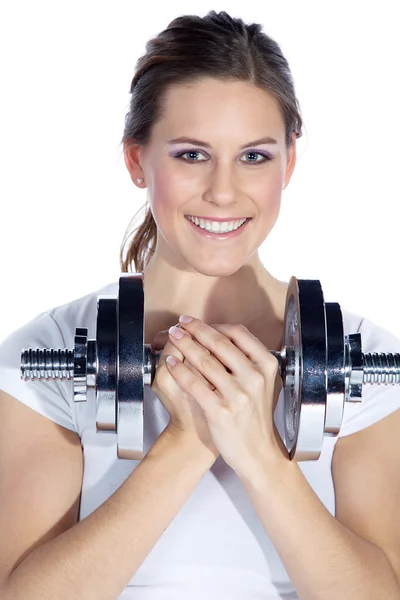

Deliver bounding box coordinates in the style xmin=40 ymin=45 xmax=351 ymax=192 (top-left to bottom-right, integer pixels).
xmin=152 ymin=424 xmax=220 ymax=465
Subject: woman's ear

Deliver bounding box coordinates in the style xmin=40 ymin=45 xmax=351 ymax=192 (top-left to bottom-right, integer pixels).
xmin=283 ymin=132 xmax=297 ymax=188
xmin=123 ymin=142 xmax=144 ymax=185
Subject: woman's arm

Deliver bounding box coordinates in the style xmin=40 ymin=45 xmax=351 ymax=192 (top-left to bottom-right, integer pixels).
xmin=238 ymin=426 xmax=400 ymax=600
xmin=2 ymin=426 xmax=216 ymax=600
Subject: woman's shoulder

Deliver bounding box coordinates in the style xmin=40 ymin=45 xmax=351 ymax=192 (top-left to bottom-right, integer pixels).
xmin=1 ymin=280 xmax=119 ymax=354
xmin=45 ymin=280 xmax=119 ymax=346
xmin=341 ymin=305 xmax=400 ymax=358
xmin=0 ymin=279 xmax=119 ymax=391
xmin=0 ymin=280 xmax=119 ymax=434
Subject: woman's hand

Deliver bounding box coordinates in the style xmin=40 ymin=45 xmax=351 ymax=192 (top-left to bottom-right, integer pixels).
xmin=150 ymin=326 xmax=221 ymax=460
xmin=164 ymin=316 xmax=290 ymax=477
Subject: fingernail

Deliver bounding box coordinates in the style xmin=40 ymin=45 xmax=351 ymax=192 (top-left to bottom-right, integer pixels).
xmin=179 ymin=315 xmax=193 ymax=324
xmin=169 ymin=325 xmax=184 ymax=339
xmin=166 ymin=355 xmax=178 ymax=366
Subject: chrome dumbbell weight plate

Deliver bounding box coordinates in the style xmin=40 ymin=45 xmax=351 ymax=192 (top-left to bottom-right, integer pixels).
xmin=283 ymin=278 xmax=329 ymax=461
xmin=116 ymin=274 xmax=146 ymax=459
xmin=94 ymin=275 xmax=147 ymax=460
xmin=283 ymin=279 xmax=350 ymax=461
xmin=20 ymin=274 xmax=158 ymax=461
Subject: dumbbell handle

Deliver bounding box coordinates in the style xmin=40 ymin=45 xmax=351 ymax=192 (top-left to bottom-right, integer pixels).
xmin=142 ymin=348 xmax=283 ymax=387
xmin=20 ymin=343 xmax=400 ymax=389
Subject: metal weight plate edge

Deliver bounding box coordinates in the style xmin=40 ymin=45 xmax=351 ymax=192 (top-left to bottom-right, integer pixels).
xmin=284 ymin=277 xmax=327 ymax=461
xmin=324 ymin=303 xmax=346 ymax=435
xmin=96 ymin=296 xmax=118 ymax=434
xmin=116 ymin=274 xmax=145 ymax=460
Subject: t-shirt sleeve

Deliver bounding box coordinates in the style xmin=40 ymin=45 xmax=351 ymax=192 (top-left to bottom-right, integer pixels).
xmin=0 ymin=312 xmax=78 ymax=433
xmin=338 ymin=315 xmax=400 ymax=437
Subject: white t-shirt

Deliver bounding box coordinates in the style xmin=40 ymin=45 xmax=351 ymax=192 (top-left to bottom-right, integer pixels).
xmin=1 ymin=281 xmax=400 ymax=599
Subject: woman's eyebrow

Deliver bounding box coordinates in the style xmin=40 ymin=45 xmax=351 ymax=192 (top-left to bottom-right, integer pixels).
xmin=167 ymin=136 xmax=278 ymax=148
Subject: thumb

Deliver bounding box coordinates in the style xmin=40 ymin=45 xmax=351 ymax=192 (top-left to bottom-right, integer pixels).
xmin=151 ymin=329 xmax=170 ymax=351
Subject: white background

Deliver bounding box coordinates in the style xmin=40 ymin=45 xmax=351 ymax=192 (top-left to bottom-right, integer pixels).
xmin=0 ymin=1 xmax=399 ymax=343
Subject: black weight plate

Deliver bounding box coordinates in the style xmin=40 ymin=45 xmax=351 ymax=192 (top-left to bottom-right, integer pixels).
xmin=324 ymin=302 xmax=346 ymax=434
xmin=117 ymin=274 xmax=145 ymax=460
xmin=96 ymin=297 xmax=117 ymax=432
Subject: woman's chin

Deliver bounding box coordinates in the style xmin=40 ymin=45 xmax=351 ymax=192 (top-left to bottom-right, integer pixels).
xmin=183 ymin=258 xmax=245 ymax=278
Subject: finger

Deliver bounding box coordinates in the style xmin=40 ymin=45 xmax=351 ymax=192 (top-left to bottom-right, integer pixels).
xmin=168 ymin=322 xmax=240 ymax=398
xmin=165 ymin=355 xmax=225 ymax=418
xmin=210 ymin=323 xmax=279 ymax=377
xmin=152 ymin=326 xmax=212 ymax=356
xmin=184 ymin=359 xmax=216 ymax=390
xmin=151 ymin=329 xmax=171 ymax=351
xmin=174 ymin=318 xmax=252 ymax=380
xmin=155 ymin=328 xmax=215 ymax=390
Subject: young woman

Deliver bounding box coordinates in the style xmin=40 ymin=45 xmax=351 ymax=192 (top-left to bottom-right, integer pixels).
xmin=1 ymin=10 xmax=400 ymax=600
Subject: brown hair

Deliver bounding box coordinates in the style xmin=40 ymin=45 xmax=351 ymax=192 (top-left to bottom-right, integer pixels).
xmin=120 ymin=10 xmax=303 ymax=273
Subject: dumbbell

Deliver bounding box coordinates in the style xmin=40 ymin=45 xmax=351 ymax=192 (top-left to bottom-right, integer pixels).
xmin=20 ymin=274 xmax=400 ymax=462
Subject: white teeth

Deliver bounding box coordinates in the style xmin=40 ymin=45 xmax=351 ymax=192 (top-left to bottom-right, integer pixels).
xmin=187 ymin=216 xmax=247 ymax=233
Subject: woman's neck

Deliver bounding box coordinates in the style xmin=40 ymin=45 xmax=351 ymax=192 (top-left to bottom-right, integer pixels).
xmin=142 ymin=252 xmax=288 ymax=350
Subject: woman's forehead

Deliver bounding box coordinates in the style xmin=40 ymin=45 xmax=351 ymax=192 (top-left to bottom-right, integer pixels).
xmin=155 ymin=80 xmax=285 ymax=140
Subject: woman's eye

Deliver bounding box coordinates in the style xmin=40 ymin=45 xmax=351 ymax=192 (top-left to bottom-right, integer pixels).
xmin=175 ymin=150 xmax=271 ymax=164
xmin=241 ymin=151 xmax=271 ymax=164
xmin=176 ymin=150 xmax=207 ymax=162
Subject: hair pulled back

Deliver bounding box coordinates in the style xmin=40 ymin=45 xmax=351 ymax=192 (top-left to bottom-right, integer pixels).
xmin=120 ymin=10 xmax=303 ymax=273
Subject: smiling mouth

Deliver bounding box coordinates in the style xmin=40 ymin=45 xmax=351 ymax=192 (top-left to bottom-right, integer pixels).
xmin=185 ymin=215 xmax=252 ymax=236
xmin=186 ymin=216 xmax=251 ymax=228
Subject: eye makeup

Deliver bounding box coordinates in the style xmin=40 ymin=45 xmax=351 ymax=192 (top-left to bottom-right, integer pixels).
xmin=169 ymin=148 xmax=274 ymax=164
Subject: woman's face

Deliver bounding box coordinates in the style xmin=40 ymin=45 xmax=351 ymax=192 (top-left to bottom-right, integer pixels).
xmin=126 ymin=77 xmax=296 ymax=276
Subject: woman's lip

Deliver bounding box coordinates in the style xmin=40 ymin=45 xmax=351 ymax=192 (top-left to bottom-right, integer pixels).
xmin=185 ymin=215 xmax=251 ymax=222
